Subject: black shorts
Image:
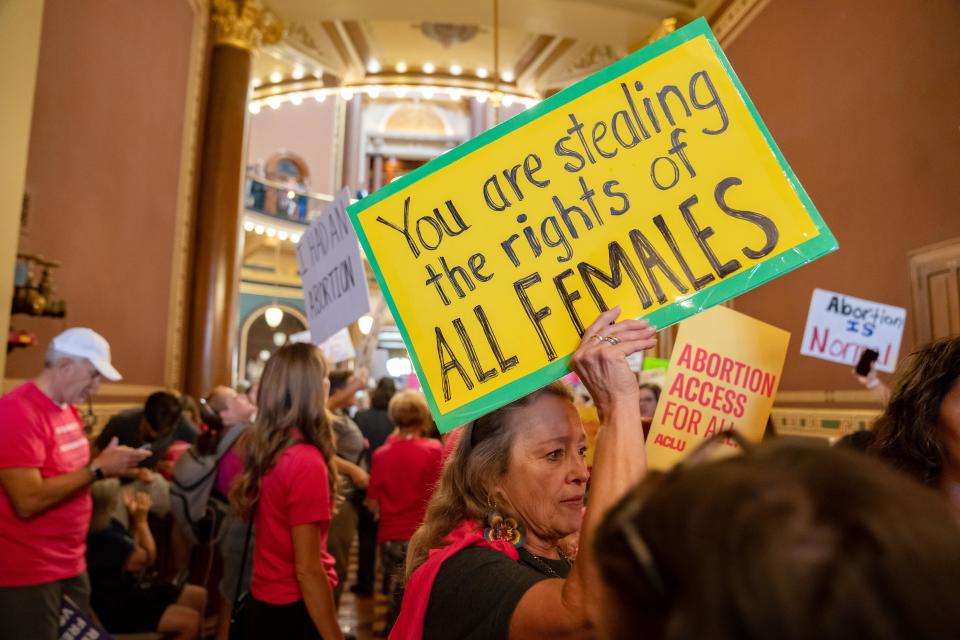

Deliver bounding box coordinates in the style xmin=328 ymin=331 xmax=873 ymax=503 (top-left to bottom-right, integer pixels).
xmin=99 ymin=582 xmax=183 ymax=633
xmin=242 ymin=597 xmax=322 ymax=639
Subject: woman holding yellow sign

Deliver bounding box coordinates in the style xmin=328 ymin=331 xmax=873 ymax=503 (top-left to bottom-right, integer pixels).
xmin=390 ymin=307 xmax=656 ymax=638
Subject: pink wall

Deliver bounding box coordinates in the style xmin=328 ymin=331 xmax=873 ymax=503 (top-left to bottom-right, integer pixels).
xmin=6 ymin=0 xmax=196 ymax=388
xmin=247 ymin=98 xmax=338 ymax=194
xmin=725 ymin=0 xmax=960 ymax=394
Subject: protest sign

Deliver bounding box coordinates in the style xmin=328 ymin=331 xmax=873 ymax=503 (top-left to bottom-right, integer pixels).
xmin=800 ymin=288 xmax=906 ymax=373
xmin=297 ymin=188 xmax=370 ymax=344
xmin=319 ymin=327 xmax=357 ymax=363
xmin=646 ymin=305 xmax=789 ymax=470
xmin=60 ymin=596 xmax=110 ymax=639
xmin=349 ymin=18 xmax=836 ymax=432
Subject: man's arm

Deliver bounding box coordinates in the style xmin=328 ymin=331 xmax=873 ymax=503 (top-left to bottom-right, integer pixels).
xmin=0 ymin=438 xmax=150 ymax=519
xmin=0 ymin=467 xmax=96 ymax=519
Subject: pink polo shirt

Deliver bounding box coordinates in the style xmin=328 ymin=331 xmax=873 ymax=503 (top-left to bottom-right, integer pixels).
xmin=0 ymin=382 xmax=91 ymax=586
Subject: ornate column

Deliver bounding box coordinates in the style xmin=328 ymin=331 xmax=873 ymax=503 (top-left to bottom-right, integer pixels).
xmin=185 ymin=0 xmax=281 ymax=397
xmin=340 ymin=95 xmax=363 ymax=192
xmin=469 ymin=97 xmax=488 ymax=137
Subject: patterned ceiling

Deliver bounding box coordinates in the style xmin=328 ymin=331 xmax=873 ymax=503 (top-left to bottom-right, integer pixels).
xmin=252 ymin=0 xmax=769 ymax=97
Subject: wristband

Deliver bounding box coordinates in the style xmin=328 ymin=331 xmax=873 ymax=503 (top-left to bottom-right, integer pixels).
xmin=87 ymin=463 xmax=105 ymax=482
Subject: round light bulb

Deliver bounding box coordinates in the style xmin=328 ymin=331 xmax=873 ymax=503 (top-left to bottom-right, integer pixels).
xmin=269 ymin=71 xmax=283 ymax=84
xmin=254 ymin=225 xmax=265 ymax=235
xmin=450 ymin=64 xmax=462 ymax=76
xmin=272 ymin=331 xmax=287 ymax=347
xmin=292 ymin=66 xmax=305 ymax=80
xmin=248 ymin=102 xmax=261 ymax=114
xmin=291 ymin=232 xmax=302 ymax=243
xmin=476 ymin=67 xmax=489 ymax=79
xmin=422 ymin=62 xmax=435 ymax=74
xmin=367 ymin=59 xmax=381 ymax=73
xmin=357 ymin=315 xmax=374 ymax=335
xmin=395 ymin=61 xmax=408 ymax=73
xmin=243 ymin=221 xmax=255 ymax=231
xmin=264 ymin=306 xmax=284 ymax=328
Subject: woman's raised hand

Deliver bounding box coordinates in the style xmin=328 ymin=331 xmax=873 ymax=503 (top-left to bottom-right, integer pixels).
xmin=570 ymin=306 xmax=656 ymax=414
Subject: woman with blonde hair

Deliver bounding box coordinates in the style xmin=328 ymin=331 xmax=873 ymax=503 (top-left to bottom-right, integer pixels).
xmin=394 ymin=307 xmax=656 ymax=638
xmin=230 ymin=343 xmax=343 ymax=639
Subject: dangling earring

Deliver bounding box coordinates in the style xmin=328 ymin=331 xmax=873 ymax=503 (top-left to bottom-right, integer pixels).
xmin=482 ymin=493 xmax=524 ymax=548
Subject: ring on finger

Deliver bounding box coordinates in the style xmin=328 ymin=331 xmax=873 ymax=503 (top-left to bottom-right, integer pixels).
xmin=601 ymin=335 xmax=620 ymax=345
xmin=591 ymin=334 xmax=605 ymax=343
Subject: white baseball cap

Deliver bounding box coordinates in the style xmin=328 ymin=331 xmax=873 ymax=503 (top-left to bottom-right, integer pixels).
xmin=51 ymin=328 xmax=123 ymax=381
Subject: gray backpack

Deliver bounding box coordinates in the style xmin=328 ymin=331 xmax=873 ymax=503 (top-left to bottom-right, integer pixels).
xmin=170 ymin=424 xmax=247 ymax=544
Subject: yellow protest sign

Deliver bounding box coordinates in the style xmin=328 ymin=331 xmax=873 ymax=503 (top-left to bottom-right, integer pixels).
xmin=646 ymin=305 xmax=790 ymax=470
xmin=349 ymin=18 xmax=835 ymax=432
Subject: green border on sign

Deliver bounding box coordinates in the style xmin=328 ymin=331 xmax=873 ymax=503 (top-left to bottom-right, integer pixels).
xmin=348 ymin=17 xmax=838 ymax=432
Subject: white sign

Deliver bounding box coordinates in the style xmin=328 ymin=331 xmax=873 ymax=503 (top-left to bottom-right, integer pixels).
xmin=800 ymin=288 xmax=906 ymax=373
xmin=319 ymin=328 xmax=357 ymax=363
xmin=296 ymin=189 xmax=370 ymax=344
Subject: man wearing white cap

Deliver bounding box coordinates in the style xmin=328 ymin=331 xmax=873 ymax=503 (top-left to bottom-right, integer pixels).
xmin=0 ymin=328 xmax=150 ymax=639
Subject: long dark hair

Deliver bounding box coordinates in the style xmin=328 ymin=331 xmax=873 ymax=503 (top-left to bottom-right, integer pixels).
xmin=231 ymin=343 xmax=338 ymax=518
xmin=869 ymin=337 xmax=960 ymax=486
xmin=595 ymin=440 xmax=960 ymax=640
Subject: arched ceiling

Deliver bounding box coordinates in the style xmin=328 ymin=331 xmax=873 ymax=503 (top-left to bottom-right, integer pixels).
xmin=252 ymin=0 xmax=767 ymax=97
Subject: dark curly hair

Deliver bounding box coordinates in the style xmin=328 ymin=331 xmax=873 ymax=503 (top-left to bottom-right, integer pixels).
xmin=869 ymin=337 xmax=960 ymax=486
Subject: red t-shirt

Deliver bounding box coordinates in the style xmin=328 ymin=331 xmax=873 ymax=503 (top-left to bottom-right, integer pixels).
xmin=0 ymin=382 xmax=91 ymax=586
xmin=251 ymin=443 xmax=338 ymax=604
xmin=368 ymin=437 xmax=444 ymax=544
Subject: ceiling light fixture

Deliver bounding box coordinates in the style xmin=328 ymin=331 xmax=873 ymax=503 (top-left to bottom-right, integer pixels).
xmin=291 ymin=66 xmax=305 ymax=80
xmin=367 ymin=59 xmax=381 ymax=73
xmin=264 ymin=306 xmax=283 ymax=328
xmin=450 ymin=63 xmax=462 ymax=75
xmin=423 ymin=62 xmax=435 ymax=74
xmin=248 ymin=102 xmax=261 ymax=114
xmin=476 ymin=67 xmax=489 ymax=78
xmin=395 ymin=61 xmax=408 ymax=73
xmin=500 ymin=69 xmax=515 ymax=82
xmin=269 ymin=71 xmax=283 ymax=83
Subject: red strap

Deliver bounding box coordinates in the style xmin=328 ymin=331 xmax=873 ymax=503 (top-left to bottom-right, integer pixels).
xmin=389 ymin=520 xmax=520 ymax=639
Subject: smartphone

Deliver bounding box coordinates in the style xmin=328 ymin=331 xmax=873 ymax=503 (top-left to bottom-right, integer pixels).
xmin=137 ymin=443 xmax=153 ymax=451
xmin=855 ymin=349 xmax=880 ymax=376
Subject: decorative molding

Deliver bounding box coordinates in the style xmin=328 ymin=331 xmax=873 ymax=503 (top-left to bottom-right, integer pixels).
xmin=211 ymin=0 xmax=283 ymax=51
xmin=710 ymin=0 xmax=771 ymax=46
xmin=237 ymin=303 xmax=308 ymax=383
xmin=85 ymin=402 xmax=143 ymax=438
xmin=776 ymin=389 xmax=881 ymax=404
xmin=771 ymin=406 xmax=880 ymax=441
xmin=165 ymin=0 xmax=211 ymax=392
xmin=2 ymin=379 xmax=166 ymax=399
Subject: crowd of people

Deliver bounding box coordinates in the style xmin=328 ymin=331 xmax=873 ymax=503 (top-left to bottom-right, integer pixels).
xmin=1 ymin=314 xmax=960 ymax=639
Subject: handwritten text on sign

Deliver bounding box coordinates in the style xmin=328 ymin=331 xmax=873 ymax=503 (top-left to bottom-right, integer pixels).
xmin=297 ymin=189 xmax=370 ymax=345
xmin=800 ymin=288 xmax=906 ymax=373
xmin=646 ymin=306 xmax=790 ymax=470
xmin=349 ymin=19 xmax=835 ymax=431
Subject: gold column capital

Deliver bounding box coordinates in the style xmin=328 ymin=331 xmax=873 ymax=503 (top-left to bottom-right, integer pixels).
xmin=211 ymin=0 xmax=283 ymax=51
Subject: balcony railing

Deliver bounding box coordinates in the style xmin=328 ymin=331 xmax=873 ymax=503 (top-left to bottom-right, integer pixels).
xmin=244 ymin=175 xmax=336 ymax=224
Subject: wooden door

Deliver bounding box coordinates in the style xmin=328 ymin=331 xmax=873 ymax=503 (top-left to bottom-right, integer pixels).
xmin=910 ymin=238 xmax=960 ymax=345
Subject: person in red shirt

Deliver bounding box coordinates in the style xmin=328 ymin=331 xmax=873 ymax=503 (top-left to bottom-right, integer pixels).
xmin=0 ymin=328 xmax=150 ymax=639
xmin=230 ymin=343 xmax=343 ymax=640
xmin=366 ymin=390 xmax=444 ymax=631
